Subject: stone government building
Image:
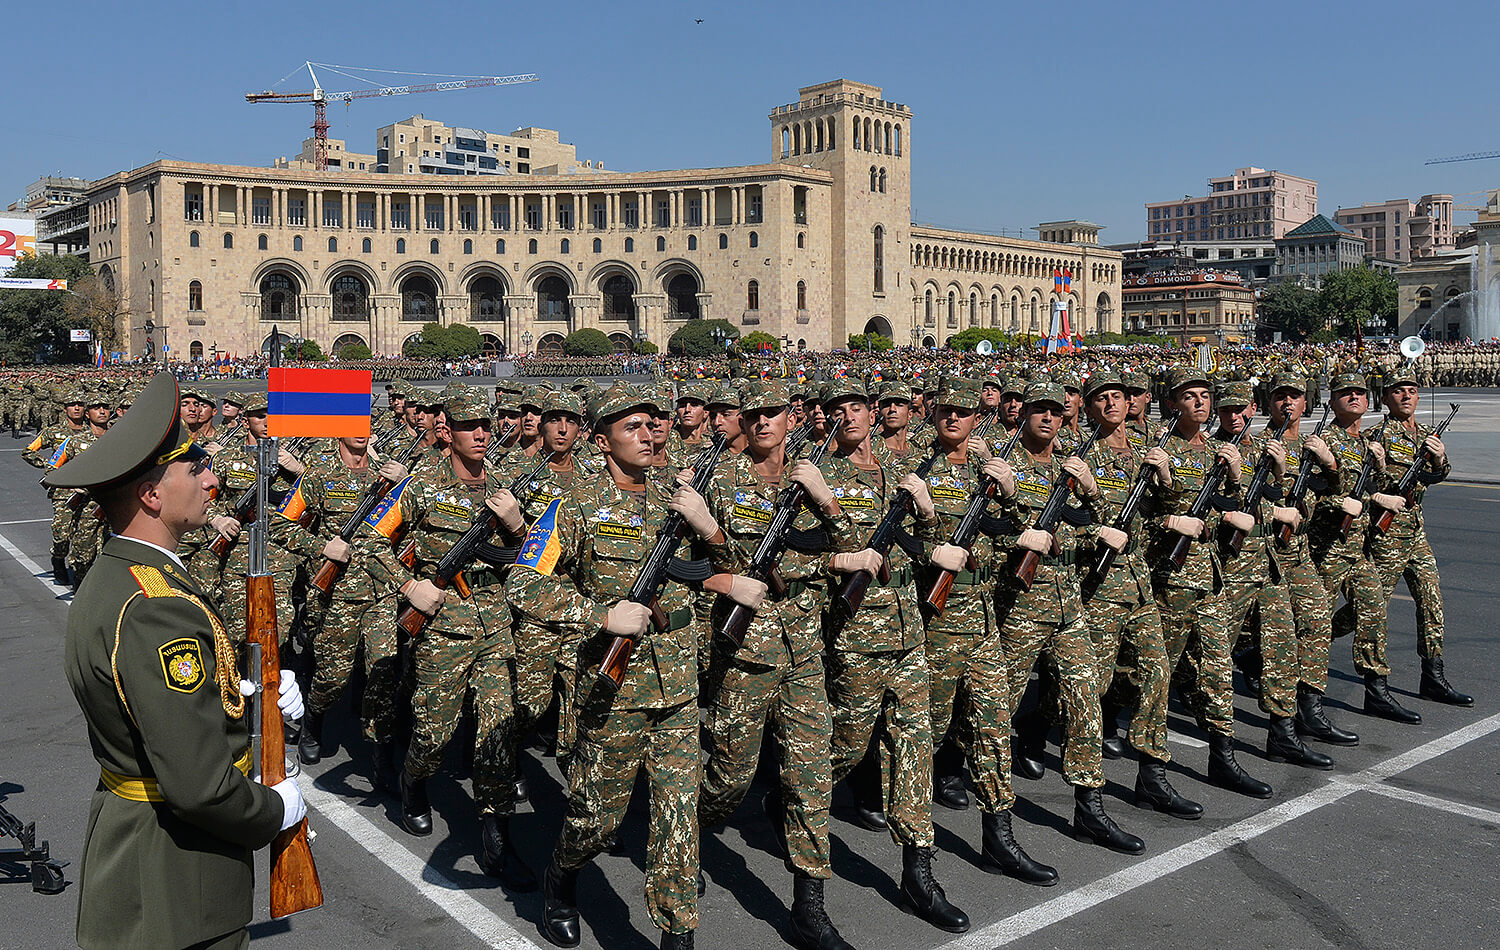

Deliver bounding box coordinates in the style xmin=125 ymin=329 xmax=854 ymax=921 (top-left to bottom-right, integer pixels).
xmin=85 ymin=80 xmax=1123 ymax=359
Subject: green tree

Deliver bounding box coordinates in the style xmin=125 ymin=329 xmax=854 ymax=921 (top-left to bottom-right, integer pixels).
xmin=1258 ymin=281 xmax=1323 ymax=342
xmin=847 ymin=332 xmax=893 ymax=352
xmin=283 ymin=338 xmax=326 ymax=361
xmin=564 ymin=327 xmax=613 ymax=356
xmin=401 ymin=322 xmax=482 ymax=358
xmin=444 ymin=322 xmax=482 ymax=357
xmin=741 ymin=330 xmax=780 ymax=352
xmin=338 ymin=342 xmax=373 ymax=360
xmin=0 ymin=254 xmax=95 ymax=363
xmin=946 ymin=327 xmax=1014 ymax=351
xmin=1318 ymin=266 xmax=1398 ymax=338
xmin=668 ymin=318 xmax=738 ymax=357
xmin=634 ymin=339 xmax=659 ymax=355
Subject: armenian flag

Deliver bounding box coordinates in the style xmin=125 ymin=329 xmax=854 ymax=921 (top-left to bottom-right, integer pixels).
xmin=268 ymin=368 xmax=373 ymax=438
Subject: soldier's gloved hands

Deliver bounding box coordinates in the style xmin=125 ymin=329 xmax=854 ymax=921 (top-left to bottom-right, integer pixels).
xmin=486 ymin=489 xmax=524 ymax=533
xmin=1097 ymin=525 xmax=1128 ymax=552
xmin=830 ymin=548 xmax=884 ymax=576
xmin=277 ymin=670 xmax=305 ymax=721
xmin=1369 ymin=441 xmax=1387 ymax=472
xmin=1062 ymin=456 xmax=1099 ymax=500
xmin=1371 ymin=491 xmax=1407 ymax=513
xmin=725 ymin=575 xmax=768 ymax=609
xmin=1017 ymin=528 xmax=1054 ymax=554
xmin=1424 ymin=435 xmax=1446 ymax=465
xmin=1265 ymin=439 xmax=1288 ymax=477
xmin=377 ymin=460 xmax=409 ymax=483
xmin=966 ymin=436 xmax=993 ymax=462
xmin=982 ymin=457 xmax=1017 ymax=497
xmin=603 ymin=601 xmax=652 ymax=638
xmin=898 ymin=474 xmax=936 ymax=520
xmin=669 ymin=485 xmax=720 ymax=540
xmin=1304 ymin=435 xmax=1335 ymax=469
xmin=1215 ymin=443 xmax=1244 ymax=484
xmin=322 ymin=537 xmax=352 ymax=564
xmin=1340 ymin=497 xmax=1364 ymax=517
xmin=1167 ymin=515 xmax=1205 ymax=538
xmin=204 ymin=441 xmax=224 ymax=455
xmin=271 ymin=777 xmax=307 ymax=831
xmin=930 ymin=542 xmax=969 ymax=573
xmin=405 ymin=579 xmax=445 ymax=616
xmin=1271 ymin=505 xmax=1302 ymax=529
xmin=211 ymin=516 xmax=241 ymax=541
xmin=1144 ymin=447 xmax=1173 ymax=488
xmin=1222 ymin=510 xmax=1256 ymax=534
xmin=278 ymin=448 xmax=306 ymax=476
xmin=790 ymin=460 xmax=836 ymax=514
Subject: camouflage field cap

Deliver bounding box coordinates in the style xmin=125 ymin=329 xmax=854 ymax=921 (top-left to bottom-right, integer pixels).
xmin=1122 ymin=370 xmax=1152 ymax=393
xmin=445 ymin=387 xmax=493 ymax=423
xmin=220 ymin=391 xmax=247 ymax=409
xmin=706 ymin=384 xmax=742 ymax=409
xmin=1382 ymin=365 xmax=1418 ymax=391
xmin=1082 ymin=368 xmax=1126 ymax=400
xmin=491 ymin=386 xmax=522 ymax=413
xmin=1166 ymin=366 xmax=1212 ymax=394
xmin=588 ymin=382 xmax=655 ymax=428
xmin=873 ymin=380 xmax=913 ymax=403
xmin=519 ymin=385 xmax=546 ymax=410
xmin=1024 ymin=380 xmax=1067 ymax=409
xmin=980 ymin=375 xmax=1004 ymax=391
xmin=1053 ymin=370 xmax=1082 ymax=393
xmin=388 ymin=378 xmax=415 ymax=396
xmin=63 ymin=388 xmax=88 ymax=406
xmin=640 ymin=383 xmax=674 ymax=416
xmin=1215 ymin=379 xmax=1254 ymax=407
xmin=1329 ymin=371 xmax=1368 ymax=394
xmin=935 ymin=375 xmax=982 ymax=410
xmin=241 ymin=392 xmax=270 ymax=414
xmin=1000 ymin=372 xmax=1027 ymax=398
xmin=822 ymin=378 xmax=869 ymax=407
xmin=741 ymin=380 xmax=792 ymax=413
xmin=541 ymin=389 xmax=585 ymax=419
xmin=85 ymin=388 xmax=112 ymax=408
xmin=42 ymin=373 xmax=208 ymax=491
xmin=1268 ymin=371 xmax=1307 ymax=394
xmin=570 ymin=376 xmax=598 ymax=394
xmin=677 ymin=380 xmax=713 ymax=404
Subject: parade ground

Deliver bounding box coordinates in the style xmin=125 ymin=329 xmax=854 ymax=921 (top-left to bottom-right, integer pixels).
xmin=3 ymin=389 xmax=1498 ymax=950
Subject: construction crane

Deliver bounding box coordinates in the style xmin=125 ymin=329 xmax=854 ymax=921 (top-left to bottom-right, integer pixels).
xmin=1425 ymin=151 xmax=1500 ymax=165
xmin=246 ymin=62 xmax=539 ymax=171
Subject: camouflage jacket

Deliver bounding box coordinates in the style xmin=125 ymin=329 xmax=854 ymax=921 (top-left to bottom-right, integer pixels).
xmin=275 ymin=447 xmax=386 ymax=600
xmin=1369 ymin=414 xmax=1451 ymax=512
xmin=995 ymin=443 xmax=1095 ymax=624
xmin=1147 ymin=430 xmax=1240 ymax=592
xmin=1308 ymin=422 xmax=1379 ymax=556
xmin=1080 ymin=434 xmax=1154 ymax=606
xmin=22 ymin=422 xmax=87 ymax=473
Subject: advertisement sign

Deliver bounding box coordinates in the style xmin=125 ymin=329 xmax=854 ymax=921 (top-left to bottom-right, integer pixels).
xmin=0 ymin=277 xmax=66 ymax=290
xmin=0 ymin=216 xmax=38 ymax=276
xmin=70 ymin=329 xmax=92 ymax=342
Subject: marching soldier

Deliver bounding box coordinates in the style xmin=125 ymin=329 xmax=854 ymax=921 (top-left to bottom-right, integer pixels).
xmin=22 ymin=387 xmax=89 ymax=585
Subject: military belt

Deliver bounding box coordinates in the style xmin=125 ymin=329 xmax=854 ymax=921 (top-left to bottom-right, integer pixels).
xmin=952 ymin=567 xmax=992 ymax=587
xmin=773 ymin=580 xmax=809 ymax=601
xmin=102 ymin=749 xmax=252 ymax=803
xmin=878 ymin=567 xmax=914 ymax=589
xmin=666 ymin=607 xmax=694 ymax=632
xmin=1039 ymin=551 xmax=1077 ymax=568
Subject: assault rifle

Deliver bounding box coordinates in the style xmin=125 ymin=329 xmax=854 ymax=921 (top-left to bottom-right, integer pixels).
xmin=1162 ymin=417 xmax=1232 ymax=572
xmin=1012 ymin=420 xmax=1102 ymax=589
xmin=483 ymin=421 xmax=519 ymax=464
xmin=714 ymin=421 xmax=842 ymax=651
xmin=309 ymin=428 xmax=427 ymax=595
xmin=1337 ymin=441 xmax=1379 ymax=541
xmin=595 ymin=431 xmax=731 ymax=693
xmin=1371 ymin=402 xmax=1459 ymax=535
xmin=834 ymin=448 xmax=941 ymax=618
xmin=1082 ymin=412 xmax=1179 ymax=594
xmin=209 ymin=436 xmax=312 ymax=558
xmin=784 ymin=421 xmax=815 ymax=458
xmin=1274 ymin=406 xmax=1332 ymax=547
xmin=923 ymin=424 xmax=1024 ymax=614
xmin=1222 ymin=416 xmax=1291 ymax=556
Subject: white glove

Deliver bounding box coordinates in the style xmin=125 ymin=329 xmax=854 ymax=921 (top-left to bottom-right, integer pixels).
xmin=277 ymin=670 xmax=304 ymax=721
xmin=486 ymin=489 xmax=524 ymax=533
xmin=1369 ymin=441 xmax=1387 ymax=472
xmin=271 ymin=777 xmax=307 ymax=831
xmin=669 ymin=485 xmax=721 ymax=540
xmin=1222 ymin=510 xmax=1255 ymax=534
xmin=1304 ymin=435 xmax=1334 ymax=469
xmin=211 ymin=516 xmax=241 ymax=542
xmin=1339 ymin=497 xmax=1363 ymax=517
xmin=277 ymin=448 xmax=305 ymax=476
xmin=1271 ymin=506 xmax=1303 ymax=529
xmin=898 ymin=474 xmax=936 ymax=521
xmin=405 ymin=578 xmax=446 ymax=616
xmin=982 ymin=457 xmax=1017 ymax=497
xmin=377 ymin=460 xmax=409 ymax=482
xmin=1144 ymin=446 xmax=1173 ymax=488
xmin=790 ymin=460 xmax=835 ymax=513
xmin=930 ymin=542 xmax=969 ymax=573
xmin=725 ymin=575 xmax=768 ymax=609
xmin=1061 ymin=456 xmax=1098 ymax=499
xmin=1097 ymin=525 xmax=1128 ymax=552
xmin=1371 ymin=492 xmax=1406 ymax=513
xmin=830 ymin=548 xmax=884 ymax=576
xmin=966 ymin=436 xmax=993 ymax=462
xmin=1017 ymin=528 xmax=1053 ymax=554
xmin=603 ymin=601 xmax=652 ymax=637
xmin=1424 ymin=435 xmax=1446 ymax=465
xmin=1215 ymin=443 xmax=1244 ymax=485
xmin=1167 ymin=515 xmax=1204 ymax=538
xmin=322 ymin=537 xmax=351 ymax=564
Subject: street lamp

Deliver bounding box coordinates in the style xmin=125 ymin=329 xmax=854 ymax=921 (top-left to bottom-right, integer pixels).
xmin=521 ymin=330 xmax=533 ymax=355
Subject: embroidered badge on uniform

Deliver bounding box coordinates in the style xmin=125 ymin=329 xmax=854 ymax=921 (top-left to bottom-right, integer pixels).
xmin=158 ymin=637 xmax=206 ymax=693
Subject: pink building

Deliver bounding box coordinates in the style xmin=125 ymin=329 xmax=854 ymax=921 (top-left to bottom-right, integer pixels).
xmin=1146 ymin=167 xmax=1318 ymax=242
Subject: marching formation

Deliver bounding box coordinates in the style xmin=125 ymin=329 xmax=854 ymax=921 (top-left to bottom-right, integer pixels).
xmin=32 ymin=354 xmax=1472 ymax=950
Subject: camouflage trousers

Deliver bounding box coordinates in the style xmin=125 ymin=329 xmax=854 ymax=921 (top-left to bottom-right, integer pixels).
xmin=512 ymin=618 xmax=580 ymax=770
xmin=1317 ymin=548 xmax=1387 ymax=677
xmin=1156 ymin=580 xmax=1235 ymax=739
xmin=997 ymin=597 xmax=1104 ymax=789
xmin=48 ymin=493 xmax=72 ymax=560
xmin=1222 ymin=557 xmax=1298 ymax=719
xmin=404 ymin=625 xmax=517 ymax=816
xmin=1278 ymin=548 xmax=1334 ymax=694
xmin=67 ymin=505 xmax=108 ymax=579
xmin=554 ymin=699 xmax=700 ymax=935
xmin=1085 ymin=593 xmax=1171 ymax=762
xmin=305 ymin=593 xmax=376 ymax=716
xmin=219 ymin=565 xmax=298 ymax=648
xmin=1346 ymin=517 xmax=1445 ymax=675
xmin=699 ymin=636 xmax=832 ymax=879
xmin=360 ymin=591 xmax=404 ymax=743
xmin=827 ymin=645 xmax=934 ymax=848
xmin=925 ymin=590 xmax=1014 ymax=814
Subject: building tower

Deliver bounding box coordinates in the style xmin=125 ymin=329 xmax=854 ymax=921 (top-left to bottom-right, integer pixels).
xmin=771 ymin=80 xmax=912 ymax=347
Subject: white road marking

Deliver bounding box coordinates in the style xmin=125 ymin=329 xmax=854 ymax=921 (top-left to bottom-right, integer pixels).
xmin=1166 ymin=731 xmax=1207 ymax=749
xmin=0 ymin=518 xmax=51 ymax=525
xmin=301 ymin=784 xmax=545 ymax=950
xmin=937 ymin=711 xmax=1500 ymax=950
xmin=1340 ymin=778 xmax=1500 ymax=826
xmin=0 ymin=529 xmax=73 ymax=599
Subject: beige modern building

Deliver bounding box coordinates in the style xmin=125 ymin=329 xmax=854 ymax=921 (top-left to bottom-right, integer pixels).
xmin=1334 ymin=195 xmax=1454 ymax=263
xmin=84 ymin=79 xmax=1122 ymax=360
xmin=1121 ymin=270 xmax=1258 ymax=346
xmin=1394 ymin=188 xmax=1500 ymax=341
xmin=1146 ymin=167 xmax=1318 ymax=242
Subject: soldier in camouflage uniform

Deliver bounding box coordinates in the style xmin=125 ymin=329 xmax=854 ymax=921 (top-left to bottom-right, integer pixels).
xmin=697 ymin=379 xmax=862 ymax=950
xmin=512 ymin=383 xmax=737 ymax=950
xmin=666 ymin=381 xmax=711 ymax=470
xmin=1148 ymin=368 xmax=1271 ymax=799
xmin=872 ymin=380 xmax=919 ymax=467
xmin=64 ymin=391 xmax=117 ymax=584
xmin=817 ymin=380 xmax=969 ymax=934
xmin=22 ymin=388 xmax=89 ymax=584
xmin=1343 ymin=368 xmax=1471 ymax=715
xmin=362 ymin=387 xmax=536 ymax=888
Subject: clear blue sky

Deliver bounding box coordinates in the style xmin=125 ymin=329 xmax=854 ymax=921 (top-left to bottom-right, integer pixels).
xmin=9 ymin=0 xmax=1499 ymax=240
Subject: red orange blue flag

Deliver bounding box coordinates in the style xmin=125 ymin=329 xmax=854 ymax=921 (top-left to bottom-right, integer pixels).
xmin=268 ymin=368 xmax=373 ymax=438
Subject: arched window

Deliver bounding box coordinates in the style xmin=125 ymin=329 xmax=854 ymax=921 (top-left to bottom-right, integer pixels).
xmin=190 ymin=340 xmax=203 ymax=361
xmin=328 ymin=237 xmax=338 ymax=252
xmin=189 ymin=231 xmax=200 ymax=247
xmin=188 ymin=280 xmax=203 ymax=311
xmin=749 ymin=232 xmax=758 ymax=248
xmin=687 ymin=235 xmax=697 ymax=251
xmin=496 ymin=238 xmax=506 ymax=254
xmin=894 ymin=125 xmax=902 ymax=156
xmin=561 ymin=238 xmax=571 ymax=254
xmin=223 ymin=233 xmax=233 ymax=249
xmin=925 ymin=289 xmax=934 ymax=325
xmin=601 ymin=274 xmax=635 ymax=320
xmin=718 ymin=233 xmax=728 ymax=250
xmin=1417 ymin=287 xmax=1433 ymax=309
xmin=826 ymin=116 xmax=835 ymax=150
xmin=463 ymin=239 xmax=473 ymax=255
xmin=258 ymin=234 xmax=268 ymax=250
xmin=292 ymin=235 xmax=303 ymax=251
xmin=873 ymin=226 xmax=884 ymax=293
xmin=667 ymin=273 xmax=700 ymax=319
xmin=947 ymin=291 xmax=957 ymax=327
xmin=656 ymin=236 xmax=666 ymax=252
xmin=878 ymin=169 xmax=887 ymax=193
xmin=991 ymin=293 xmax=999 ymax=327
xmin=528 ymin=239 xmax=538 ymax=254
xmin=259 ymin=273 xmax=298 ymax=318
xmin=396 ymin=238 xmax=405 ymax=254
xmin=593 ymin=238 xmax=602 ymax=253
xmin=471 ymin=275 xmax=506 ymax=321
xmin=429 ymin=238 xmax=440 ymax=254
xmin=969 ymin=292 xmax=978 ymax=326
xmin=537 ymin=274 xmax=571 ymax=321
xmin=797 ymin=279 xmax=807 ymax=310
xmin=793 ymin=124 xmax=802 ymax=156
xmin=747 ymin=279 xmax=760 ymax=311
xmin=362 ymin=237 xmax=372 ymax=253
xmin=852 ymin=117 xmax=860 ymax=150
xmin=797 ymin=232 xmax=805 ymax=249
xmin=401 ymin=274 xmax=438 ymax=320
xmin=870 ymin=166 xmax=878 ymax=192
xmin=333 ymin=274 xmax=369 ymax=320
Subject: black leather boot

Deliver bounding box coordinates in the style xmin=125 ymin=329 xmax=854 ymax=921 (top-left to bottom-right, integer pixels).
xmin=1207 ymin=735 xmax=1272 ymax=799
xmin=1134 ymin=756 xmax=1203 ymax=820
xmin=540 ymin=861 xmax=581 ymax=948
xmin=898 ymin=844 xmax=969 ymax=933
xmin=1100 ymin=702 xmax=1127 ymax=760
xmin=1266 ymin=716 xmax=1334 ymax=770
xmin=515 ymin=774 xmax=529 ymax=803
xmin=788 ymin=875 xmax=854 ymax=950
xmin=479 ymin=814 xmax=538 ymax=891
xmin=370 ymin=740 xmax=397 ymax=794
xmin=399 ymin=768 xmax=433 ymax=836
xmin=932 ymin=740 xmax=969 ymax=810
xmin=1364 ymin=673 xmax=1421 ymax=724
xmin=1421 ymin=656 xmax=1474 ymax=707
xmin=1296 ymin=685 xmax=1359 ymax=745
xmin=763 ymin=789 xmax=789 ymax=860
xmin=1072 ymin=787 xmax=1145 ymax=855
xmin=980 ymin=809 xmax=1057 ymax=886
xmin=1012 ymin=713 xmax=1047 ymax=780
xmin=1234 ymin=649 xmax=1263 ymax=700
xmin=297 ymin=709 xmax=324 ymax=765
xmin=51 ymin=556 xmax=70 ymax=588
xmin=848 ymin=749 xmax=887 ymax=831
xmin=660 ymin=930 xmax=694 ymax=950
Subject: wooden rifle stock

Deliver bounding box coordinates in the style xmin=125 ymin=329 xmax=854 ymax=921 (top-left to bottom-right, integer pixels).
xmin=1165 ymin=417 xmax=1233 ymax=572
xmin=247 ymin=574 xmax=323 ymax=918
xmin=395 ymin=574 xmax=450 ymax=637
xmin=1224 ymin=416 xmax=1291 ymax=556
xmin=1010 ymin=421 xmax=1103 ymax=590
xmin=310 ymin=429 xmax=428 ymax=595
xmin=924 ymin=425 xmax=1021 ymax=613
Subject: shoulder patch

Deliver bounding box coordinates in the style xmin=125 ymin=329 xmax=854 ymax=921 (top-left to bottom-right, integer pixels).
xmin=129 ymin=564 xmax=173 ymax=597
xmin=158 ymin=637 xmax=206 ymax=693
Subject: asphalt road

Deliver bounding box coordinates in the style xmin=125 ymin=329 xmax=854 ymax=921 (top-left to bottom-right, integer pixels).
xmin=2 ymin=399 xmax=1498 ymax=950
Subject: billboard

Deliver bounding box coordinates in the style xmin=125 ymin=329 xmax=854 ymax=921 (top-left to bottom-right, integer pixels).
xmin=0 ymin=215 xmax=38 ymax=276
